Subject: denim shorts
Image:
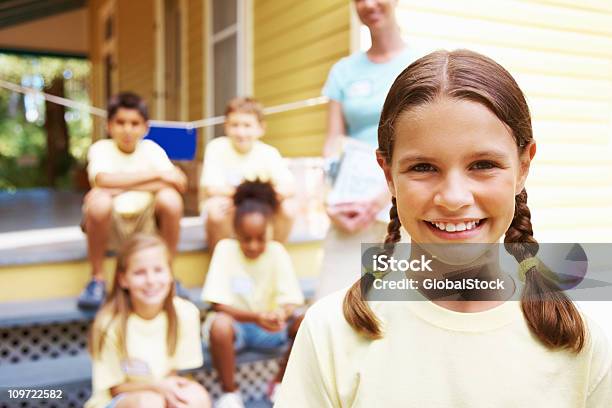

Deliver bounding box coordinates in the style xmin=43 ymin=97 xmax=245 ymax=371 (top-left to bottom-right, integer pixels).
xmin=233 ymin=322 xmax=289 ymax=352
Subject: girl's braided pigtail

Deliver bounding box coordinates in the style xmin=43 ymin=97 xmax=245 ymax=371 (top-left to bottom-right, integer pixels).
xmin=342 ymin=197 xmax=402 ymax=339
xmin=505 ymin=189 xmax=585 ymax=352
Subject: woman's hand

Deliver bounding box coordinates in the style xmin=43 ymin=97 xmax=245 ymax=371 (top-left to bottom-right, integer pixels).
xmin=327 ymin=199 xmax=381 ymax=233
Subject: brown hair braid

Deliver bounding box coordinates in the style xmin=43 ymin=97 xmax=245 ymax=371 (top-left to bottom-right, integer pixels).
xmin=342 ymin=49 xmax=586 ymax=352
xmin=505 ymin=190 xmax=585 ymax=352
xmin=343 ymin=197 xmax=402 ymax=339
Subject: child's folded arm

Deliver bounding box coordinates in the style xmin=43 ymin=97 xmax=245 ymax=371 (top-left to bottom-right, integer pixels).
xmin=94 ymin=167 xmax=186 ymax=193
xmin=94 ymin=170 xmax=161 ymax=189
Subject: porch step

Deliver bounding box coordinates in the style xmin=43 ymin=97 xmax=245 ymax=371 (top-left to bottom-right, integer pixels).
xmin=0 ymin=282 xmax=315 ymax=329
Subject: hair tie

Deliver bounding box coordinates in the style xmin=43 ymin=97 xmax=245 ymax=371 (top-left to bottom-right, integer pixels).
xmin=518 ymin=257 xmax=540 ymax=282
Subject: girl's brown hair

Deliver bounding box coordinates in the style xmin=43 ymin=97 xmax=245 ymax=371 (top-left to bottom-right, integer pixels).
xmin=89 ymin=234 xmax=178 ymax=360
xmin=343 ymin=49 xmax=585 ymax=352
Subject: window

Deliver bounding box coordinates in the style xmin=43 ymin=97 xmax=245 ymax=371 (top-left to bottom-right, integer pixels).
xmin=207 ymin=0 xmax=251 ymax=138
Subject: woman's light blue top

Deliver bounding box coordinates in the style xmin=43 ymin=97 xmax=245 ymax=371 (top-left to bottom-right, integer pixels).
xmin=323 ymin=47 xmax=417 ymax=147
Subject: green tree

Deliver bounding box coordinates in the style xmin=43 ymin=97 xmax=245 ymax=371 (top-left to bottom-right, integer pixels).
xmin=0 ymin=53 xmax=92 ymax=190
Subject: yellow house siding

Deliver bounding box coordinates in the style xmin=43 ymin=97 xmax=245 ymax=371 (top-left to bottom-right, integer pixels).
xmin=186 ymin=0 xmax=206 ymax=164
xmin=88 ymin=0 xmax=105 ymax=140
xmin=116 ymin=0 xmax=157 ymax=116
xmin=253 ymin=0 xmax=351 ymax=157
xmin=186 ymin=0 xmax=205 ymax=122
xmin=397 ymin=0 xmax=612 ymax=241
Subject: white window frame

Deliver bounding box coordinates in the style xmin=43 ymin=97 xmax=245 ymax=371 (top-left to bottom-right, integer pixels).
xmin=205 ymin=0 xmax=252 ymax=142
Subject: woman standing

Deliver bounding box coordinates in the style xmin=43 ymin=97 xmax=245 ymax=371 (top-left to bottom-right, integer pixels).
xmin=317 ymin=0 xmax=417 ymax=298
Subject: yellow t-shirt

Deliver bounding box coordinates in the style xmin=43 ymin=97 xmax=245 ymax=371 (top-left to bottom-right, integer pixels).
xmin=199 ymin=137 xmax=294 ymax=191
xmin=87 ymin=139 xmax=175 ymax=215
xmin=277 ymin=289 xmax=612 ymax=408
xmin=85 ymin=297 xmax=203 ymax=408
xmin=201 ymin=239 xmax=304 ymax=312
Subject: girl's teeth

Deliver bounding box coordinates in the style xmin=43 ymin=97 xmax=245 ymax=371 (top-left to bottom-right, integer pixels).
xmin=430 ymin=220 xmax=481 ymax=232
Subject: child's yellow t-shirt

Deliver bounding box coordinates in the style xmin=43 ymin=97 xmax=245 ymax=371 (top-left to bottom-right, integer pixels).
xmin=276 ymin=289 xmax=612 ymax=408
xmin=201 ymin=238 xmax=304 ymax=312
xmin=87 ymin=139 xmax=175 ymax=215
xmin=85 ymin=297 xmax=203 ymax=408
xmin=199 ymin=137 xmax=294 ymax=191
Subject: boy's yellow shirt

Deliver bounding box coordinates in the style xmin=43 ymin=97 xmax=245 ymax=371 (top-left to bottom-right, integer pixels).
xmin=200 ymin=136 xmax=294 ymax=191
xmin=87 ymin=139 xmax=174 ymax=215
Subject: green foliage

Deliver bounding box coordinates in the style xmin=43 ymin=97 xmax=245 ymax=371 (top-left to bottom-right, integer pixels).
xmin=0 ymin=53 xmax=92 ymax=189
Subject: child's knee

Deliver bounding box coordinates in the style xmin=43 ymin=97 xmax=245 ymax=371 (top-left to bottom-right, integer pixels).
xmin=155 ymin=188 xmax=183 ymax=216
xmin=205 ymin=199 xmax=233 ymax=225
xmin=118 ymin=391 xmax=165 ymax=408
xmin=181 ymin=381 xmax=212 ymax=408
xmin=209 ymin=313 xmax=235 ymax=341
xmin=135 ymin=391 xmax=165 ymax=408
xmin=84 ymin=189 xmax=113 ymax=222
xmin=279 ymin=198 xmax=298 ymax=221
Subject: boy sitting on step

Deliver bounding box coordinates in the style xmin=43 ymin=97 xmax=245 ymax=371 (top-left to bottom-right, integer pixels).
xmin=200 ymin=97 xmax=296 ymax=253
xmin=79 ymin=92 xmax=187 ymax=309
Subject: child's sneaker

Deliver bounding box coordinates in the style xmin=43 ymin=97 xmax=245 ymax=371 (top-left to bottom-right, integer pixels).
xmin=216 ymin=392 xmax=244 ymax=408
xmin=77 ymin=279 xmax=106 ymax=309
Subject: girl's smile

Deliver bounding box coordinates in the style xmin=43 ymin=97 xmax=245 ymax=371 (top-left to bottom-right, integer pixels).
xmin=423 ymin=218 xmax=487 ymax=240
xmin=120 ymin=245 xmax=173 ymax=318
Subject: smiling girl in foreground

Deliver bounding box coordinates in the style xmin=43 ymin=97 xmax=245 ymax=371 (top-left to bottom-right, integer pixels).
xmin=86 ymin=234 xmax=210 ymax=408
xmin=276 ymin=50 xmax=611 ymax=407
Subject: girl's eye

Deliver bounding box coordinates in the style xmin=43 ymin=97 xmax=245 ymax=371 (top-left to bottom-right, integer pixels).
xmin=471 ymin=161 xmax=498 ymax=170
xmin=410 ymin=163 xmax=436 ymax=172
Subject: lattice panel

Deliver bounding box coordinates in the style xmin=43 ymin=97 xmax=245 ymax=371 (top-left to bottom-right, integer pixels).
xmin=1 ymin=359 xmax=280 ymax=407
xmin=0 ymin=322 xmax=88 ymax=365
xmin=1 ymin=321 xmax=279 ymax=406
xmin=194 ymin=358 xmax=281 ymax=403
